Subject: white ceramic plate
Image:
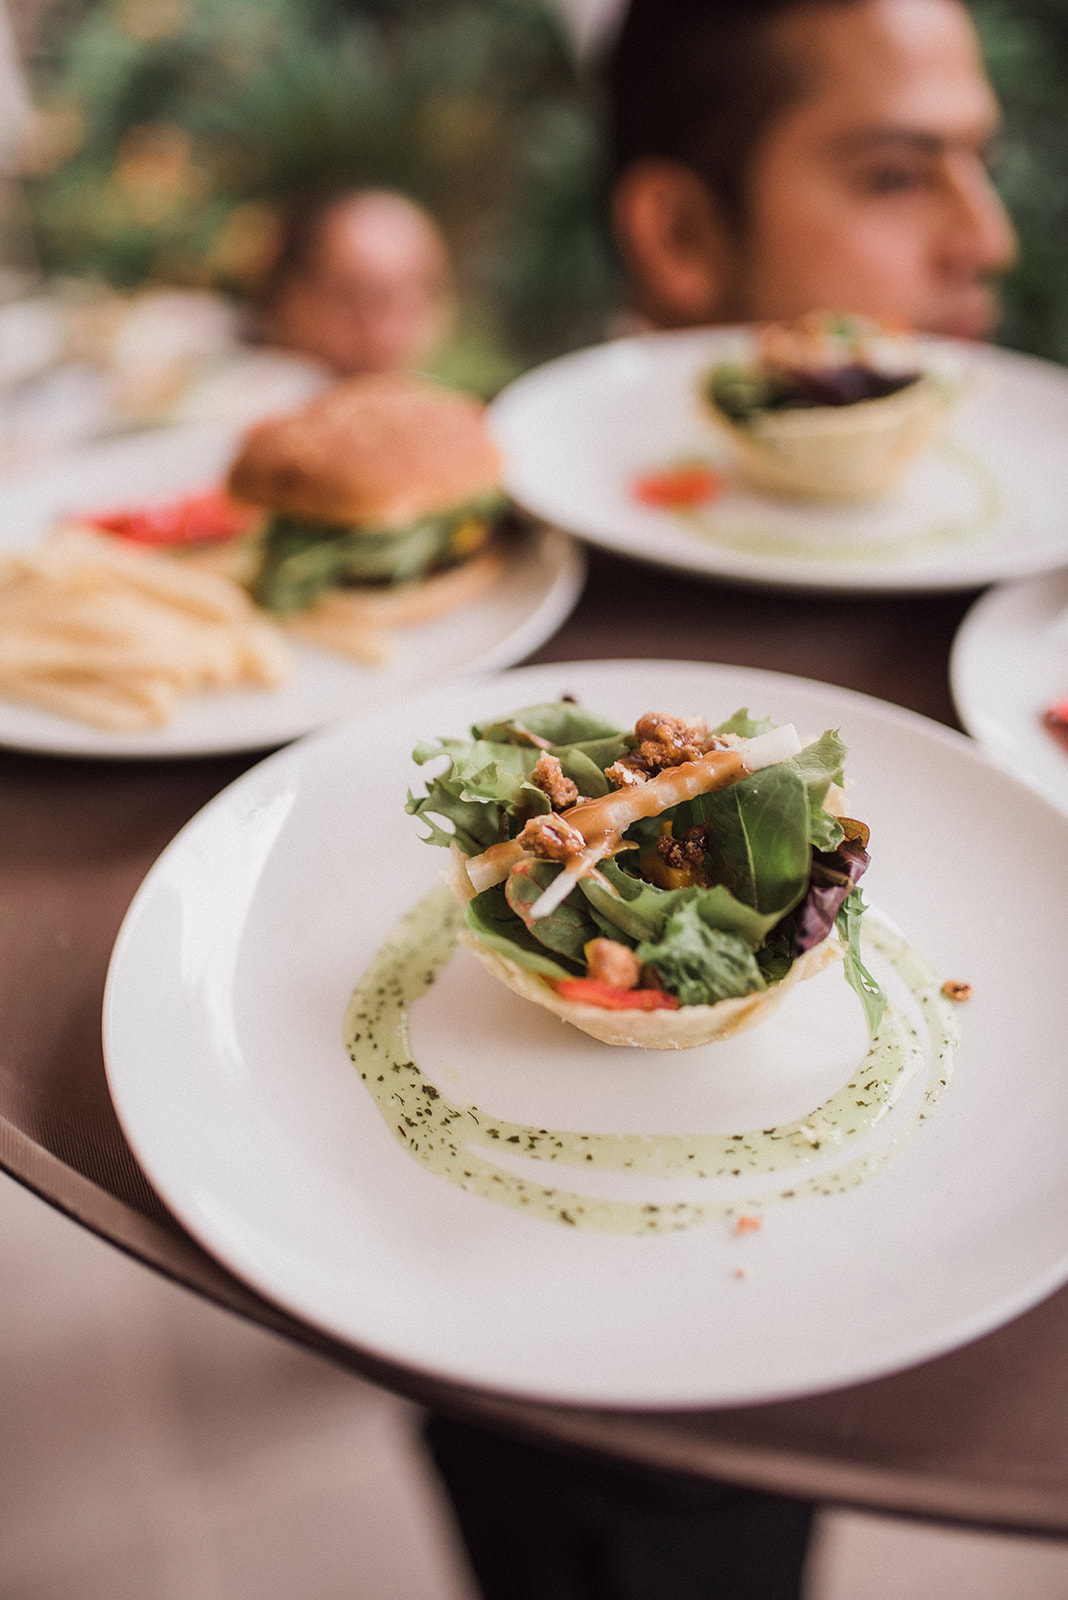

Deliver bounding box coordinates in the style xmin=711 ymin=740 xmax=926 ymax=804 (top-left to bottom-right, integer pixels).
xmin=490 ymin=329 xmax=1068 ymax=593
xmin=0 ymin=426 xmax=584 ymax=758
xmin=951 ymin=569 xmax=1068 ymax=816
xmin=103 ymin=660 xmax=1068 ymax=1408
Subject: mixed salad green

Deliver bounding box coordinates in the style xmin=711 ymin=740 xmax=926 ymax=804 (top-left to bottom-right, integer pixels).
xmin=407 ymin=700 xmax=885 ymax=1035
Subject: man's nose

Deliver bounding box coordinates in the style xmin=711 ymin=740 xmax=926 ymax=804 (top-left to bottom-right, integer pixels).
xmin=943 ymin=156 xmax=1019 ymax=277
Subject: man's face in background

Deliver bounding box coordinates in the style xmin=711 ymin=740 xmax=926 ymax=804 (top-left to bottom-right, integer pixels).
xmin=735 ymin=0 xmax=1017 ymax=337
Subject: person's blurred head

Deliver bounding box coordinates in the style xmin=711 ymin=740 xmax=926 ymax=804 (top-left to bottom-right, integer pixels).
xmin=603 ymin=0 xmax=1017 ymax=338
xmin=261 ymin=189 xmax=455 ymax=375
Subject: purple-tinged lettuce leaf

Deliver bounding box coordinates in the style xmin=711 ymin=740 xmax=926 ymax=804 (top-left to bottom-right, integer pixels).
xmin=504 ymin=860 xmax=600 ymax=961
xmin=793 ymin=818 xmax=870 ymax=953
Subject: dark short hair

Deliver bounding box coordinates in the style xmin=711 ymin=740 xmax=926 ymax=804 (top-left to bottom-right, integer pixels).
xmin=601 ymin=0 xmax=864 ymax=227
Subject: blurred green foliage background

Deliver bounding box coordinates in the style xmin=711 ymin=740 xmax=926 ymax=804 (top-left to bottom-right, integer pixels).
xmin=17 ymin=0 xmax=618 ymax=390
xmin=14 ymin=0 xmax=1068 ymax=385
xmin=972 ymin=0 xmax=1068 ymax=365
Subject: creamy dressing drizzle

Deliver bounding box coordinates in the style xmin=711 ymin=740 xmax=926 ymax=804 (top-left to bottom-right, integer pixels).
xmin=344 ymin=884 xmax=959 ymax=1235
xmin=679 ymin=442 xmax=1000 ymax=563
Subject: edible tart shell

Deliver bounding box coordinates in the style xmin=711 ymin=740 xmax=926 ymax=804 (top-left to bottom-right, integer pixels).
xmin=706 ymin=371 xmax=955 ymax=502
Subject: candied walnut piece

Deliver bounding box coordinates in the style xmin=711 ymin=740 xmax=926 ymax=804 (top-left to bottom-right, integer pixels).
xmin=605 ymin=758 xmax=650 ymax=789
xmin=516 ymin=812 xmax=586 ymax=862
xmin=584 ymin=938 xmax=641 ymax=991
xmin=656 ymin=825 xmax=708 ymax=871
xmin=530 ymin=752 xmax=579 ymax=810
xmin=632 ymin=712 xmax=718 ymax=773
xmin=941 ymin=979 xmax=973 ymax=1001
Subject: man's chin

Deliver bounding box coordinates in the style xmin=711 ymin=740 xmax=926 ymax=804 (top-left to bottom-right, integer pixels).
xmin=927 ymin=287 xmax=1002 ymax=343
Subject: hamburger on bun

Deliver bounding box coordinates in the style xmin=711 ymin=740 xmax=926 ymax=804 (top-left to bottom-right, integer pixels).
xmin=227 ymin=372 xmax=507 ymax=660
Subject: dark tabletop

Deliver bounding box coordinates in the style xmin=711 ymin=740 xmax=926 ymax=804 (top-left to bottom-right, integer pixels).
xmin=4 ymin=544 xmax=1068 ymax=1536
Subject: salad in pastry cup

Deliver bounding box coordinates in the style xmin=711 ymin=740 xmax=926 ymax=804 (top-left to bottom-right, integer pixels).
xmin=407 ymin=699 xmax=884 ymax=1048
xmin=704 ymin=312 xmax=957 ymax=502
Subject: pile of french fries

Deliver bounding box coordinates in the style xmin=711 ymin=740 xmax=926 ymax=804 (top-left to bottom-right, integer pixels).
xmin=0 ymin=528 xmax=291 ymax=730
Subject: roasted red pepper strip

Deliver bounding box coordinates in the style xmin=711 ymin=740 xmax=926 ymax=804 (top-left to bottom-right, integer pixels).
xmin=555 ymin=977 xmax=680 ymax=1011
xmin=87 ymin=490 xmax=260 ymax=546
xmin=632 ymin=464 xmax=724 ymax=508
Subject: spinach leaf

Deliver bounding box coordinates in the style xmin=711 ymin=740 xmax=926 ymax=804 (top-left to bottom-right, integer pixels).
xmin=681 ymin=765 xmax=810 ymax=920
xmin=465 ymin=886 xmax=579 ymax=980
xmin=579 ymin=859 xmax=779 ymax=947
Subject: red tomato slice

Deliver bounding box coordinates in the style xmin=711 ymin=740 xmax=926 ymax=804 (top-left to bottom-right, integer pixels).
xmin=632 ymin=464 xmax=724 ymax=509
xmin=87 ymin=490 xmax=260 ymax=546
xmin=555 ymin=977 xmax=680 ymax=1011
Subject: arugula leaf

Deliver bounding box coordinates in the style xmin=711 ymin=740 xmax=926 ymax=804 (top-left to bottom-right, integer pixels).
xmin=465 ymin=886 xmax=579 ymax=980
xmin=835 ymin=887 xmax=886 ymax=1039
xmin=635 ymin=901 xmax=766 ymax=1006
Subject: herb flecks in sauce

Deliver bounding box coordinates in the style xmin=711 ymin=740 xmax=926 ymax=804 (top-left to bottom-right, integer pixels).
xmin=344 ymin=885 xmax=959 ymax=1235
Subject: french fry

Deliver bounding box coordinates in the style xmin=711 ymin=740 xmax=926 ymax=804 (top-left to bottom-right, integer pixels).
xmin=0 ymin=530 xmax=291 ymax=730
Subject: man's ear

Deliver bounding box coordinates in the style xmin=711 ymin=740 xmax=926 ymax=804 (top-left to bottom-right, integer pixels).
xmin=612 ymin=159 xmax=736 ymax=326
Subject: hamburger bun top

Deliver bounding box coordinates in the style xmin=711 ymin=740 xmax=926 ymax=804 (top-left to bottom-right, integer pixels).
xmin=227 ymin=372 xmax=502 ymax=527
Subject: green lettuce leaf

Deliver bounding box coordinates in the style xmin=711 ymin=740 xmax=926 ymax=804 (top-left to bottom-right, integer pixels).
xmin=252 ymin=495 xmax=503 ymax=614
xmin=789 ymin=730 xmax=848 ymax=850
xmin=635 ymin=901 xmax=766 ymax=1006
xmin=406 ymin=737 xmax=550 ymax=853
xmin=712 ymin=707 xmax=776 ymax=739
xmin=472 ymin=702 xmax=623 ymax=747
